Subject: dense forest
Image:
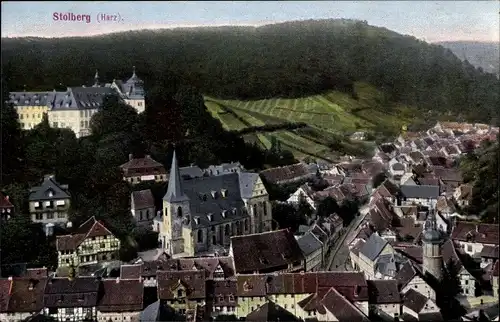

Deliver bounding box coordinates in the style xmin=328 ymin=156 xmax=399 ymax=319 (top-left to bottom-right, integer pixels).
xmin=2 ymin=19 xmax=499 ymax=124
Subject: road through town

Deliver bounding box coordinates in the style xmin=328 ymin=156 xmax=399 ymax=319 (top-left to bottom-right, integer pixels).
xmin=326 ymin=204 xmax=370 ymax=271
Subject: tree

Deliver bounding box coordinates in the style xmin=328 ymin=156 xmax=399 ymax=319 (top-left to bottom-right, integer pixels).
xmin=437 ymin=258 xmax=466 ymax=320
xmin=297 ymin=195 xmax=314 ymax=220
xmin=316 ymin=197 xmax=340 ymax=218
xmin=90 ymin=94 xmax=139 ymax=138
xmin=271 ymin=202 xmax=306 ymax=232
xmin=372 ymin=172 xmax=387 ymax=188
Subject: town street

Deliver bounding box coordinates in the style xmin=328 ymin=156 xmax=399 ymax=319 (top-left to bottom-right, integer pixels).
xmin=327 ymin=204 xmax=370 ymax=271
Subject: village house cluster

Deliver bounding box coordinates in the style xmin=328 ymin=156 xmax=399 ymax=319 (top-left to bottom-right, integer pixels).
xmin=0 ymin=121 xmax=499 ymax=322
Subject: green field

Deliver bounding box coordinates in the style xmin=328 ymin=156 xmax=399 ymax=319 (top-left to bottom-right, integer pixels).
xmin=205 ymin=82 xmax=416 ymax=161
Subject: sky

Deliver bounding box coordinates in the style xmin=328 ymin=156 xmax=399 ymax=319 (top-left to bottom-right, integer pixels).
xmin=1 ymin=1 xmax=499 ymax=42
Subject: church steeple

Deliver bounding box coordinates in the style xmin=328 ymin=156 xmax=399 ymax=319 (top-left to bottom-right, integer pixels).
xmin=163 ymin=150 xmax=189 ymax=203
xmin=93 ymin=69 xmax=99 ymax=87
xmin=132 ymin=65 xmax=136 ymax=77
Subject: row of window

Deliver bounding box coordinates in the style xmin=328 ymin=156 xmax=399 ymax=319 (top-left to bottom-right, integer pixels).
xmin=34 ymin=212 xmax=67 ymax=220
xmin=19 ymin=113 xmax=42 ymax=119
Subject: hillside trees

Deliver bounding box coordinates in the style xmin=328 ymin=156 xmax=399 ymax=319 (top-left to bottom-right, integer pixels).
xmin=2 ymin=19 xmax=499 ymax=124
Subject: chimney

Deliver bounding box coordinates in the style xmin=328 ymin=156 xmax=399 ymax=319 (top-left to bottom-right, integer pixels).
xmin=129 ymin=154 xmax=133 ymax=161
xmin=145 ymin=154 xmax=151 ymax=159
xmin=116 ymin=277 xmax=120 ymax=284
xmin=476 ymin=225 xmax=479 ymax=233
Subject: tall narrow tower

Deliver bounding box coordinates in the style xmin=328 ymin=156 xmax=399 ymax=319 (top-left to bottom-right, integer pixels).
xmin=422 ymin=209 xmax=444 ymax=281
xmin=93 ymin=70 xmax=99 ymax=87
xmin=161 ymin=150 xmax=190 ymax=255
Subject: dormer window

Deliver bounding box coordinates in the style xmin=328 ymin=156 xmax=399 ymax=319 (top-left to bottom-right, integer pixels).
xmin=177 ymin=289 xmax=184 ymax=298
xmin=229 ymin=294 xmax=235 ymax=302
xmin=47 ymin=190 xmax=54 ymax=197
xmin=221 ymin=189 xmax=228 ymax=198
xmin=35 ymin=100 xmax=40 ymax=104
xmin=221 ymin=210 xmax=227 ymax=218
xmin=207 ymin=213 xmax=213 ymax=222
xmin=194 ymin=217 xmax=200 ymax=225
xmin=211 ymin=191 xmax=218 ymax=199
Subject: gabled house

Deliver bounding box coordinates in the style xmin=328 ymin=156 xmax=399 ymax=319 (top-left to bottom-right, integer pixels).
xmin=451 ymin=222 xmax=499 ymax=258
xmin=56 ymin=216 xmax=121 ymax=267
xmin=120 ymin=154 xmax=167 ymax=185
xmin=97 ymin=278 xmax=144 ymax=322
xmin=0 ymin=192 xmax=14 ymax=221
xmin=287 ymin=184 xmax=316 ymax=210
xmin=355 ymin=232 xmax=394 ymax=280
xmin=29 ymin=175 xmax=71 ymax=226
xmin=399 ymin=185 xmax=440 ymax=207
xmin=442 ymin=240 xmax=478 ymax=297
xmin=296 ymin=231 xmax=323 ymax=271
xmin=402 ymin=289 xmax=441 ymax=321
xmin=43 ymin=276 xmax=101 ymax=321
xmin=230 ymin=229 xmax=305 ymax=274
xmin=367 ymin=279 xmax=402 ymax=320
xmin=211 ymin=279 xmax=238 ymax=318
xmin=395 ymin=261 xmax=436 ymax=300
xmin=157 ymin=270 xmax=206 ymax=315
xmin=131 ymin=189 xmax=155 ymax=227
xmin=435 ymin=196 xmax=458 ymax=219
xmin=0 ymin=277 xmax=47 ymax=322
xmin=453 ymin=184 xmax=473 ymax=207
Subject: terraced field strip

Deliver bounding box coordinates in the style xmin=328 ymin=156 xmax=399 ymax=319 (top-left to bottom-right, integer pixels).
xmin=205 ymin=100 xmax=248 ymax=131
xmin=274 ymin=131 xmax=328 ymax=154
xmin=230 ymin=108 xmax=266 ymax=127
xmin=257 ymin=134 xmax=272 ymax=149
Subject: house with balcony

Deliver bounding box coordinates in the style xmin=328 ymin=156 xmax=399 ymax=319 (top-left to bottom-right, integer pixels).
xmin=56 ymin=216 xmax=121 ymax=268
xmin=120 ymin=154 xmax=167 ymax=185
xmin=28 ymin=175 xmax=71 ymax=226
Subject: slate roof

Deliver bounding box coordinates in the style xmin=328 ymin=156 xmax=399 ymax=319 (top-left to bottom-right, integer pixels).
xmin=246 ymin=300 xmax=300 ymax=321
xmin=403 ymin=289 xmax=428 ymax=313
xmin=67 ymin=87 xmax=116 ymax=110
xmin=131 ymin=189 xmax=155 ymax=210
xmin=29 ymin=175 xmax=70 ymax=201
xmin=179 ymin=165 xmax=204 ymax=179
xmin=238 ymin=172 xmax=260 ymax=199
xmin=359 ymin=232 xmax=388 ymax=262
xmin=98 ymin=279 xmax=143 ymax=312
xmin=480 ymin=246 xmax=499 ymax=259
xmin=432 ymin=166 xmax=462 ymax=182
xmin=395 ymin=261 xmax=419 ymax=288
xmin=9 ymin=92 xmax=56 ymax=107
xmin=297 ymin=231 xmax=323 ymax=256
xmin=120 ymin=155 xmax=165 ymax=172
xmin=400 ymin=184 xmax=440 ymax=199
xmin=157 ymin=270 xmax=206 ymax=300
xmin=231 ymin=229 xmax=304 ymax=273
xmin=367 ymin=280 xmax=401 ymax=304
xmin=44 ymin=277 xmax=100 ymax=308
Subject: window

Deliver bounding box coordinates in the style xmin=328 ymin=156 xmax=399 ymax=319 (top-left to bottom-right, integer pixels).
xmin=177 ymin=289 xmax=184 ymax=297
xmin=138 ymin=102 xmax=143 ymax=107
xmin=65 ymin=307 xmax=74 ymax=315
xmin=197 ymin=229 xmax=203 ymax=243
xmin=177 ymin=206 xmax=183 ymax=217
xmin=80 ymin=121 xmax=84 ymax=128
xmin=20 ymin=114 xmax=23 ymax=119
xmin=35 ymin=214 xmax=43 ymax=220
xmin=465 ymin=280 xmax=468 ymax=285
xmin=53 ymin=122 xmax=58 ymax=128
xmin=100 ymin=243 xmax=105 ymax=248
xmin=467 ymin=245 xmax=472 ymax=252
xmin=47 ymin=213 xmax=54 ymax=219
xmin=244 ymin=219 xmax=249 ymax=231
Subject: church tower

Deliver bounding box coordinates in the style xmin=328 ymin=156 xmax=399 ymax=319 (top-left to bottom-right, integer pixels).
xmin=422 ymin=209 xmax=444 ymax=281
xmin=161 ymin=150 xmax=190 ymax=255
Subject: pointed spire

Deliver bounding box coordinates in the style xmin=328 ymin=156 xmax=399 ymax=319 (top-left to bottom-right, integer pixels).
xmin=163 ymin=150 xmax=189 ymax=203
xmin=132 ymin=66 xmax=136 ymax=76
xmin=94 ymin=69 xmax=99 ymax=87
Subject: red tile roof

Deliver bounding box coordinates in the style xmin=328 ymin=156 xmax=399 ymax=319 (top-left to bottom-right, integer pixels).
xmin=0 ymin=279 xmax=11 ymax=312
xmin=0 ymin=192 xmax=14 ymax=209
xmin=7 ymin=278 xmax=47 ymax=313
xmin=451 ymin=222 xmax=499 ymax=246
xmin=231 ymin=229 xmax=304 ymax=273
xmin=56 ymin=216 xmax=116 ymax=251
xmin=367 ymin=280 xmax=401 ymax=304
xmin=98 ymin=279 xmax=143 ymax=312
xmin=157 ymin=270 xmax=206 ymax=300
xmin=260 ymin=163 xmax=311 ymax=184
xmin=131 ymin=189 xmax=155 ymax=209
xmin=320 ymin=287 xmax=370 ymax=322
xmin=120 ymin=155 xmax=165 ymax=171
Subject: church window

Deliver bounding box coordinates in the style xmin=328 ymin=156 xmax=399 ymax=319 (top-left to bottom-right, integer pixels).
xmin=244 ymin=219 xmax=249 ymax=231
xmin=177 ymin=206 xmax=183 ymax=217
xmin=212 ymin=235 xmax=216 ymax=245
xmin=197 ymin=230 xmax=203 ymax=243
xmin=225 ymin=224 xmax=230 ymax=236
xmin=146 ymin=210 xmax=150 ymax=219
xmin=262 ymin=202 xmax=267 ymax=216
xmin=252 ymin=204 xmax=257 ymax=215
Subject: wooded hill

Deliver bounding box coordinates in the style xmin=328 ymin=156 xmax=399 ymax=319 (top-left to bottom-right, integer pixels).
xmin=2 ymin=19 xmax=499 ymax=124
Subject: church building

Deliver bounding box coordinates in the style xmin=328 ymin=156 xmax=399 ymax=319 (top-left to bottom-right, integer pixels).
xmin=159 ymin=151 xmax=273 ymax=256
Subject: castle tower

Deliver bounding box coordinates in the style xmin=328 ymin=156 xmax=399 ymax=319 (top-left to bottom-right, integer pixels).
xmin=161 ymin=149 xmax=190 ymax=255
xmin=422 ymin=209 xmax=444 ymax=281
